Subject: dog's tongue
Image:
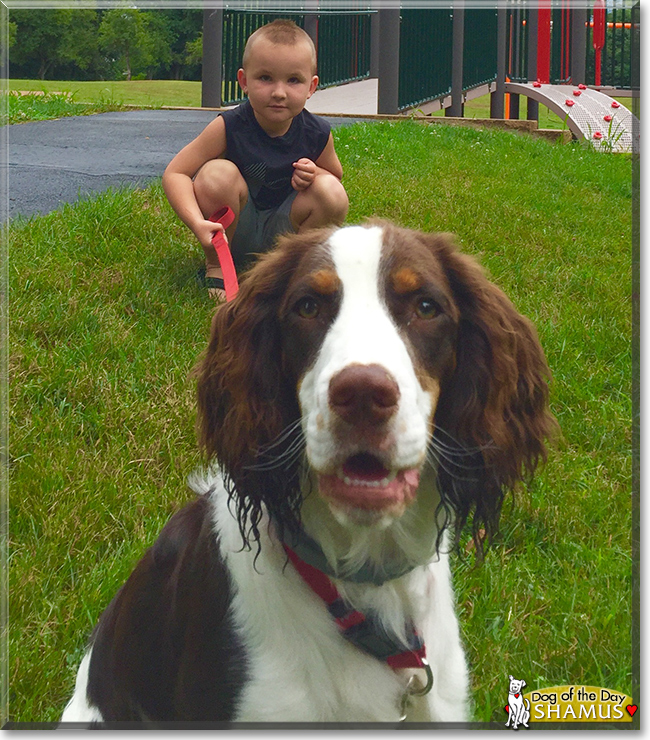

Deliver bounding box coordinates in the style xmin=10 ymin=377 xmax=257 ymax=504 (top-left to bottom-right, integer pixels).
xmin=319 ymin=455 xmax=420 ymax=512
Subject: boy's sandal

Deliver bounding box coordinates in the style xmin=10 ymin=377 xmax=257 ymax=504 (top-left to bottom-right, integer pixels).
xmin=206 ymin=276 xmax=226 ymax=301
xmin=206 ymin=277 xmax=225 ymax=290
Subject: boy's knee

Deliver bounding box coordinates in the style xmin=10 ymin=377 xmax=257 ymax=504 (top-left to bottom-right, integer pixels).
xmin=308 ymin=173 xmax=349 ymax=221
xmin=194 ymin=160 xmax=247 ymax=209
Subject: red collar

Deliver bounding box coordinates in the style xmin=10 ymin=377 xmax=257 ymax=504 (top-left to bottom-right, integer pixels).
xmin=283 ymin=544 xmax=428 ymax=671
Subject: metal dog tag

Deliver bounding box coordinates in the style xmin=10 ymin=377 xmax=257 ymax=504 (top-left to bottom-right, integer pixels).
xmin=398 ymin=659 xmax=434 ymax=721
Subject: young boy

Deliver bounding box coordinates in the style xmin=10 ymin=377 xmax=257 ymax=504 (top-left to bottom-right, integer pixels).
xmin=163 ymin=19 xmax=349 ymax=300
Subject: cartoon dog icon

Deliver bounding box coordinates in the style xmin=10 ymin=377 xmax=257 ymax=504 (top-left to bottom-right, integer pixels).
xmin=505 ymin=675 xmax=530 ymax=729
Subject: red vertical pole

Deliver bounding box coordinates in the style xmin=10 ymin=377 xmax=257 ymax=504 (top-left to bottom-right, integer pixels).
xmin=593 ymin=0 xmax=606 ymax=86
xmin=537 ymin=0 xmax=551 ymax=83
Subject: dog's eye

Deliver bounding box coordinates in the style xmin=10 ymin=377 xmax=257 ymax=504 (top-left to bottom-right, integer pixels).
xmin=415 ymin=297 xmax=439 ymax=320
xmin=296 ymin=296 xmax=320 ymax=319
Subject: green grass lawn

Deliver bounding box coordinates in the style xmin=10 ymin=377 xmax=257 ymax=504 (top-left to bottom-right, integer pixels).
xmin=8 ymin=79 xmax=202 ymax=108
xmin=8 ymin=120 xmax=634 ymax=723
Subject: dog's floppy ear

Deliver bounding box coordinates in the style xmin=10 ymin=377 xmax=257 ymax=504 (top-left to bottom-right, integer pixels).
xmin=196 ymin=260 xmax=292 ymax=472
xmin=425 ymin=234 xmax=558 ymax=554
xmin=194 ymin=233 xmax=315 ymax=546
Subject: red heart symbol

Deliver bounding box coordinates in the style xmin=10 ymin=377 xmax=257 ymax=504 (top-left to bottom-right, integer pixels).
xmin=505 ymin=705 xmax=510 ymax=713
xmin=515 ymin=693 xmax=520 ymax=698
xmin=626 ymin=705 xmax=638 ymax=717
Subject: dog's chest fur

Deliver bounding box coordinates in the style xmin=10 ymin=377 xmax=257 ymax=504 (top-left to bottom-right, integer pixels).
xmin=208 ymin=476 xmax=468 ymax=723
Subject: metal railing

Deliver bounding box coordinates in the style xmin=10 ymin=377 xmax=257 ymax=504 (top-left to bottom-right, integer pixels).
xmin=503 ymin=1 xmax=638 ymax=89
xmin=463 ymin=8 xmax=498 ymax=91
xmin=398 ymin=8 xmax=453 ymax=110
xmin=585 ymin=0 xmax=639 ymax=89
xmin=551 ymin=4 xmax=572 ymax=83
xmin=317 ymin=12 xmax=372 ymax=89
xmin=505 ymin=5 xmax=530 ymax=84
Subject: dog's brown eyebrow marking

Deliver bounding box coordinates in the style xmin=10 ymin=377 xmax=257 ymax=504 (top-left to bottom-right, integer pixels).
xmin=307 ymin=269 xmax=341 ymax=295
xmin=391 ymin=267 xmax=422 ymax=294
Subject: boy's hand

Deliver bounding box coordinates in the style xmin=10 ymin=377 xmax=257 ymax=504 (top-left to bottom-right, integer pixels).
xmin=292 ymin=158 xmax=317 ymax=191
xmin=195 ymin=219 xmax=227 ymax=250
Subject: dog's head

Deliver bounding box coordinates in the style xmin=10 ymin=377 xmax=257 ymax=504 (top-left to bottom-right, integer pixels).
xmin=509 ymin=676 xmax=527 ymax=694
xmin=195 ymin=222 xmax=556 ymax=557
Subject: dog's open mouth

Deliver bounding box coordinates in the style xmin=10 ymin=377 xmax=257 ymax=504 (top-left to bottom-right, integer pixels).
xmin=318 ymin=452 xmax=420 ymax=512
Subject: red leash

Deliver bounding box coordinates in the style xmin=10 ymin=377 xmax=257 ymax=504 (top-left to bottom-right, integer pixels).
xmin=209 ymin=207 xmax=238 ymax=302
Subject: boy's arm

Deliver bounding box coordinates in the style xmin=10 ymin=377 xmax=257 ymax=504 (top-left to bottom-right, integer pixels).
xmin=291 ymin=133 xmax=343 ymax=191
xmin=162 ymin=116 xmax=228 ymax=247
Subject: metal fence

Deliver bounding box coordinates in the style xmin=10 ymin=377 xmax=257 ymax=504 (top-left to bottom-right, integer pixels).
xmin=585 ymin=0 xmax=639 ymax=89
xmin=398 ymin=8 xmax=453 ymax=110
xmin=505 ymin=1 xmax=637 ymax=89
xmin=218 ymin=3 xmax=637 ymax=113
xmin=221 ymin=9 xmax=372 ymax=106
xmin=316 ymin=12 xmax=372 ymax=89
xmin=505 ymin=6 xmax=529 ymax=84
xmin=463 ymin=8 xmax=498 ymax=90
xmin=398 ymin=8 xmax=497 ymax=111
xmin=550 ymin=4 xmax=572 ymax=83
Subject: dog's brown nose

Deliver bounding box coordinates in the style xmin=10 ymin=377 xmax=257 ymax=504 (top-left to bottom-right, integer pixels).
xmin=329 ymin=364 xmax=400 ymax=425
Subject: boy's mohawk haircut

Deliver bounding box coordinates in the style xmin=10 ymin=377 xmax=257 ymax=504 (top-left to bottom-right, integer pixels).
xmin=243 ymin=19 xmax=317 ymax=73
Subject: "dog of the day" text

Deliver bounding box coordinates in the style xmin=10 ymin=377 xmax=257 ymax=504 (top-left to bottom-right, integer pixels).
xmin=526 ymin=685 xmax=635 ymax=722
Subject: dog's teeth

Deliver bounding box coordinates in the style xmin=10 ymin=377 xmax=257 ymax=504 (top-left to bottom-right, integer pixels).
xmin=337 ymin=469 xmax=396 ymax=488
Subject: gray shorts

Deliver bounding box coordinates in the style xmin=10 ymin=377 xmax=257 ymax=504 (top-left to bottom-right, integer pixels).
xmin=230 ymin=191 xmax=298 ymax=269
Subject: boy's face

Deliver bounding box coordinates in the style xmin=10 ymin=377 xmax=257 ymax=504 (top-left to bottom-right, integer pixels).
xmin=237 ymin=37 xmax=318 ymax=136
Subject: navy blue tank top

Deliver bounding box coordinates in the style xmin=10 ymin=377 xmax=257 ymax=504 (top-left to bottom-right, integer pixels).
xmin=221 ymin=100 xmax=331 ymax=211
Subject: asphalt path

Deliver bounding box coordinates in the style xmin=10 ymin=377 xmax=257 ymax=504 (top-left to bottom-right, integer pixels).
xmin=6 ymin=109 xmax=362 ymax=220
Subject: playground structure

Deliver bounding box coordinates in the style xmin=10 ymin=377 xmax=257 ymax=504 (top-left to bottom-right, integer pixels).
xmin=200 ymin=1 xmax=639 ymax=152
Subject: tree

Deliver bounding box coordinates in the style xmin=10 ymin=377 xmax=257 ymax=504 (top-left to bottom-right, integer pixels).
xmin=157 ymin=9 xmax=203 ymax=80
xmin=99 ymin=8 xmax=146 ymax=81
xmin=99 ymin=8 xmax=176 ymax=81
xmin=57 ymin=10 xmax=104 ymax=79
xmin=10 ymin=9 xmax=104 ymax=80
xmin=140 ymin=11 xmax=173 ymax=80
xmin=10 ymin=9 xmax=66 ymax=79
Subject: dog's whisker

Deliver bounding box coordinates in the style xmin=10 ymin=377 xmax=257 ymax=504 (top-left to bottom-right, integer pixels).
xmin=432 ymin=425 xmax=497 ymax=454
xmin=429 ymin=440 xmax=483 ymax=460
xmin=255 ymin=419 xmax=304 ymax=454
xmin=245 ymin=436 xmax=307 ymax=472
xmin=426 ymin=447 xmax=479 ymax=483
xmin=245 ymin=446 xmax=306 ymax=472
xmin=428 ymin=442 xmax=485 ymax=470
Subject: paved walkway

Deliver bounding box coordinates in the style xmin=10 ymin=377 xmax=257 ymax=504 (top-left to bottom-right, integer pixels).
xmin=307 ymin=78 xmax=378 ymax=115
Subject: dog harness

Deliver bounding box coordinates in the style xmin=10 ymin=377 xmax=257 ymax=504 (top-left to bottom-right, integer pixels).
xmin=283 ymin=542 xmax=434 ymax=719
xmin=283 ymin=522 xmax=417 ymax=585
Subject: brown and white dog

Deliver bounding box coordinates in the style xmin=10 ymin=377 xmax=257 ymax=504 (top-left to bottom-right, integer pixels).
xmin=62 ymin=222 xmax=555 ymax=725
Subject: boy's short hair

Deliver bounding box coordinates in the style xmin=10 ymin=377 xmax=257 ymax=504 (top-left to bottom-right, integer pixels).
xmin=242 ymin=19 xmax=317 ymax=74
